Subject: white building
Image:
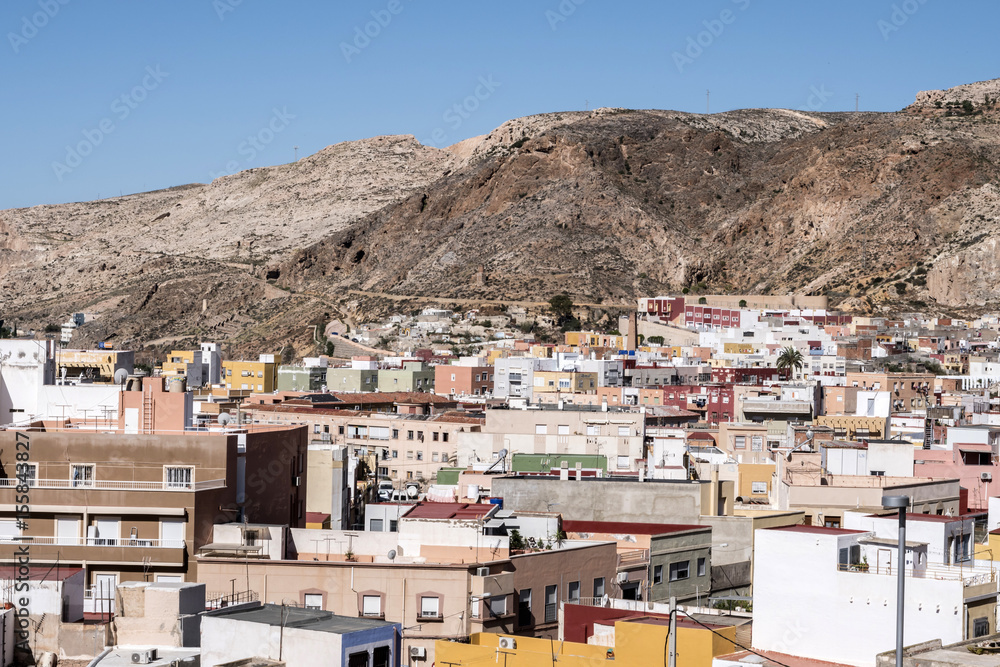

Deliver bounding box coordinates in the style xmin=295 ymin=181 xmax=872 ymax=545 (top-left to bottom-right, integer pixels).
xmin=753 ymin=524 xmax=997 ymax=666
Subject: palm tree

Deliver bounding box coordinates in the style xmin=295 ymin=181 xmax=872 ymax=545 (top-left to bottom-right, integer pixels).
xmin=776 ymin=346 xmax=805 ymax=374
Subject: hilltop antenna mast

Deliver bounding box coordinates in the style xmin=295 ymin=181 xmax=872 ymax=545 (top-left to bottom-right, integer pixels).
xmin=706 ymin=90 xmax=710 ymax=114
xmin=856 ymin=93 xmax=859 ymax=113
xmin=293 ymin=146 xmax=299 ymax=161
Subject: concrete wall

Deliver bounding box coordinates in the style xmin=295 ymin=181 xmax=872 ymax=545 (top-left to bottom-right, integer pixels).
xmin=492 ymin=477 xmax=708 ymax=523
xmin=201 ymin=612 xmax=345 ymax=667
xmin=753 ymin=528 xmax=965 ymax=666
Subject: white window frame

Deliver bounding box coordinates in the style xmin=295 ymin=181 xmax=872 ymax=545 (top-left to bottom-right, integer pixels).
xmin=419 ymin=596 xmax=440 ymax=619
xmin=362 ymin=595 xmax=382 ymax=617
xmin=535 ymin=424 xmax=547 ymax=435
xmin=71 ymin=463 xmax=95 ymax=488
xmin=751 ymin=481 xmax=768 ymax=495
xmin=164 ymin=466 xmax=194 ymax=489
xmin=304 ymin=593 xmax=323 ymax=610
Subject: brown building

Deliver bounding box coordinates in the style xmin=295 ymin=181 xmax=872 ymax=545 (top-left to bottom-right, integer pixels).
xmin=0 ymin=423 xmax=307 ymax=610
xmin=434 ymin=364 xmax=494 ymax=398
xmin=845 ymin=371 xmax=934 ymax=412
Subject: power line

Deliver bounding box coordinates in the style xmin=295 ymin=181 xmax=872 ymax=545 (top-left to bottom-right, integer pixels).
xmin=676 ymin=609 xmax=794 ymax=667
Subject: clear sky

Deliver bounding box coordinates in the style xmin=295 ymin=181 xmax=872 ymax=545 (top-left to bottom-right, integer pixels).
xmin=3 ymin=0 xmax=998 ymax=209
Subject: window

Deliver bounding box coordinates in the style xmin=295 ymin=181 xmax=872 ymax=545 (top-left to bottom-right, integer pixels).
xmin=734 ymin=436 xmax=745 ymax=449
xmin=544 ymin=585 xmax=557 ymax=623
xmin=586 ymin=424 xmax=599 ymax=436
xmin=391 ymin=450 xmax=398 ymax=459
xmin=751 ymin=481 xmax=767 ymax=495
xmin=653 ymin=565 xmax=663 ymax=584
xmin=697 ymin=557 xmax=706 ymax=577
xmin=407 ymin=430 xmax=414 ymax=440
xmin=407 ymin=451 xmax=414 ymax=459
xmin=442 ymin=433 xmax=449 ymax=442
xmin=165 ymin=466 xmax=193 ymax=489
xmin=558 ymin=425 xmax=569 ymax=435
xmin=419 ymin=596 xmax=440 ymax=619
xmin=668 ymin=561 xmax=690 ymax=582
xmin=974 ymin=617 xmax=990 ymax=638
xmin=567 ymin=581 xmax=580 ymax=602
xmin=257 ymin=371 xmax=263 ymax=378
xmin=71 ymin=464 xmax=94 ymax=487
xmin=618 ymin=426 xmax=630 ymax=437
xmin=432 ymin=432 xmax=439 ymax=441
xmin=617 ymin=455 xmax=629 ymax=469
xmin=392 ymin=429 xmax=399 ymax=439
xmin=304 ymin=594 xmax=323 ymax=610
xmin=751 ymin=436 xmax=763 ymax=452
xmin=416 ymin=451 xmax=423 ymax=461
xmin=362 ymin=595 xmax=382 ymax=617
xmin=518 ymin=588 xmax=532 ymax=627
xmin=488 ymin=595 xmax=507 ymax=617
xmin=370 ymin=519 xmax=383 ymax=532
xmin=593 ymin=577 xmax=605 ymax=598
xmin=432 ymin=452 xmax=439 ymax=462
xmin=535 ymin=424 xmax=547 ymax=435
xmin=16 ymin=463 xmax=37 ymax=487
xmin=348 ymin=651 xmax=369 ymax=667
xmin=389 ymin=520 xmax=397 ymax=532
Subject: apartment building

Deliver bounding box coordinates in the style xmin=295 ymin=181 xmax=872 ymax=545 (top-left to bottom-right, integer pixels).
xmin=845 ymin=371 xmax=935 ymax=412
xmin=223 ymin=354 xmax=279 ymax=393
xmin=0 ymin=421 xmax=307 ymax=610
xmin=457 ymin=405 xmax=646 ymax=473
xmin=434 ymin=363 xmax=493 ymax=397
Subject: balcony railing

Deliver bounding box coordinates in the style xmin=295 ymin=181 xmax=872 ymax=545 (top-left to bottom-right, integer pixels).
xmin=0 ymin=478 xmax=225 ymax=492
xmin=617 ymin=549 xmax=650 ymax=568
xmin=0 ymin=536 xmax=184 ymax=548
xmin=838 ymin=561 xmax=996 ymax=585
xmin=206 ymin=589 xmax=259 ymax=610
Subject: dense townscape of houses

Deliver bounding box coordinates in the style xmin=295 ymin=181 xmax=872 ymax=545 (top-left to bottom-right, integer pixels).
xmin=4 ymin=293 xmax=1000 ymax=666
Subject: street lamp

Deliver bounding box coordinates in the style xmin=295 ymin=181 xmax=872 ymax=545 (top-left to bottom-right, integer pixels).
xmin=883 ymin=494 xmax=910 ymax=667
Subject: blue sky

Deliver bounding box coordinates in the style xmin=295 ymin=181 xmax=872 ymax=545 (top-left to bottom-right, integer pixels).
xmin=2 ymin=0 xmax=997 ymax=209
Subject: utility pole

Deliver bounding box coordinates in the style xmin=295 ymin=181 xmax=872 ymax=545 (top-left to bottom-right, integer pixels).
xmin=668 ymin=596 xmax=678 ymax=667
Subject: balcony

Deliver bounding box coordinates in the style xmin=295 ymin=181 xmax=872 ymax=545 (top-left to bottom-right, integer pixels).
xmin=0 ymin=535 xmax=186 ymax=566
xmin=837 ymin=561 xmax=997 ymax=587
xmin=617 ymin=548 xmax=650 ymax=570
xmin=0 ymin=478 xmax=225 ymax=492
xmin=741 ymin=400 xmax=813 ymax=415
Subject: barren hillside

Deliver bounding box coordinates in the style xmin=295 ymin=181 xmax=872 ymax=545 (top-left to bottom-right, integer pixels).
xmin=3 ymin=78 xmax=1000 ymax=355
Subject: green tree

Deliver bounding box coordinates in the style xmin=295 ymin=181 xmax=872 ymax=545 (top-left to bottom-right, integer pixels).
xmin=698 ymin=297 xmax=708 ymax=305
xmin=738 ymin=299 xmax=747 ymax=308
xmin=549 ymin=293 xmax=574 ymax=322
xmin=776 ymin=346 xmax=805 ymax=373
xmin=648 ymin=335 xmax=665 ymax=345
xmin=509 ymin=529 xmax=525 ymax=551
xmin=325 ymin=340 xmax=335 ymax=356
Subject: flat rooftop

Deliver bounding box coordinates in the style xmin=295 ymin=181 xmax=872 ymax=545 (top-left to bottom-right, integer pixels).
xmin=563 ymin=520 xmax=706 ymax=536
xmin=768 ymin=525 xmax=868 ymax=536
xmin=207 ymin=603 xmax=395 ymax=634
xmin=404 ymin=502 xmax=495 ymax=519
xmin=95 ymin=647 xmax=200 ymax=667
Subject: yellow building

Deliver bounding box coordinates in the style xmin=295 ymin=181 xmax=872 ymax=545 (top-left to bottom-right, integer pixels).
xmin=436 ymin=617 xmax=741 ymax=667
xmin=723 ymin=342 xmax=758 ymax=355
xmin=222 ymin=354 xmax=278 ymax=393
xmin=57 ymin=349 xmax=134 ymax=383
xmin=737 ymin=463 xmax=775 ymax=500
xmin=533 ymin=371 xmax=598 ymax=394
xmin=975 ymin=529 xmax=1000 ymax=561
xmin=161 ymin=350 xmax=196 ymax=379
xmin=814 ymin=415 xmax=888 ymax=440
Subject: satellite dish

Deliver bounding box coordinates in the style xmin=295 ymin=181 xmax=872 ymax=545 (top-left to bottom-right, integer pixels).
xmin=498 ymin=448 xmax=509 ymax=460
xmin=218 ymin=413 xmax=232 ymax=426
xmin=114 ymin=368 xmax=129 ymax=385
xmin=387 ymin=549 xmax=396 ymax=562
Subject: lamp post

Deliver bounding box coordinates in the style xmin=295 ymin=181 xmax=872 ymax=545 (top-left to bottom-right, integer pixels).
xmin=883 ymin=494 xmax=909 ymax=667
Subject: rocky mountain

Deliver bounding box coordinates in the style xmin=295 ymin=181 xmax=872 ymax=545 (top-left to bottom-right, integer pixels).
xmin=3 ymin=78 xmax=1000 ymax=356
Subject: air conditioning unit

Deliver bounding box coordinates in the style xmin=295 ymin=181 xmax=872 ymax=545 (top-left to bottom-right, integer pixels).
xmin=616 ymin=572 xmax=629 ymax=584
xmin=409 ymin=646 xmax=427 ymax=659
xmin=982 ymin=472 xmax=993 ymax=482
xmin=475 ymin=566 xmax=490 ymax=576
xmin=131 ymin=649 xmax=158 ymax=664
xmin=498 ymin=637 xmax=517 ymax=650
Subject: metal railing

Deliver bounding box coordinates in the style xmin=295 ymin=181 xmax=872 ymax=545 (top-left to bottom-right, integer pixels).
xmin=0 ymin=478 xmax=225 ymax=492
xmin=206 ymin=589 xmax=259 ymax=610
xmin=838 ymin=561 xmax=996 ymax=585
xmin=0 ymin=536 xmax=183 ymax=548
xmin=617 ymin=549 xmax=650 ymax=568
